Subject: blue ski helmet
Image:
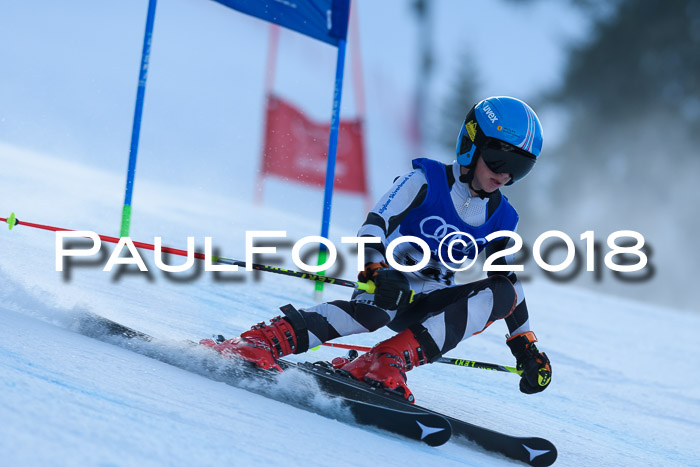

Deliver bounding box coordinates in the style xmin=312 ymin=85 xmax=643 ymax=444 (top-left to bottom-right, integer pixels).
xmin=456 ymin=96 xmax=543 ymax=185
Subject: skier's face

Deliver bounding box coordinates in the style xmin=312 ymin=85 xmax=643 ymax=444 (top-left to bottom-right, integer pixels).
xmin=472 ymin=157 xmax=511 ymax=193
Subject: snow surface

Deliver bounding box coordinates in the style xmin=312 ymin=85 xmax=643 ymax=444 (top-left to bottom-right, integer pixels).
xmin=1 ymin=145 xmax=700 ymax=466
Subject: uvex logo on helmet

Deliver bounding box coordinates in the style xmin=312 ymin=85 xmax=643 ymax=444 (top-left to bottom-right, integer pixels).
xmin=482 ymin=104 xmax=498 ymax=123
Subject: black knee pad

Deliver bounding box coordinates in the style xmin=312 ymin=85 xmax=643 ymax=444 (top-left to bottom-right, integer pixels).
xmin=280 ymin=304 xmax=310 ymax=354
xmin=484 ymin=275 xmax=517 ymax=321
xmin=408 ymin=324 xmax=442 ymax=363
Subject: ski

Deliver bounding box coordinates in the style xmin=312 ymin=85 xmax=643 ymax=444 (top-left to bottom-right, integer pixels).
xmin=341 ymin=400 xmax=452 ymax=447
xmin=75 ymin=313 xmax=451 ymax=447
xmin=76 ymin=313 xmax=556 ymax=464
xmin=293 ymin=361 xmax=557 ymax=466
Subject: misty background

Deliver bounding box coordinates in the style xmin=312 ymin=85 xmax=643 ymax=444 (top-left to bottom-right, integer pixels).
xmin=1 ymin=0 xmax=697 ymax=311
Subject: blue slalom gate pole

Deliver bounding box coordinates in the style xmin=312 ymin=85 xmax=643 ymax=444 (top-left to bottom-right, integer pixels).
xmin=120 ymin=0 xmax=157 ymax=237
xmin=315 ymin=38 xmax=348 ymax=298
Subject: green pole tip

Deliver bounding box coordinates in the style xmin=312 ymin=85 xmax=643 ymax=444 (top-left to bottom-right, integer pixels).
xmin=7 ymin=212 xmax=17 ymax=230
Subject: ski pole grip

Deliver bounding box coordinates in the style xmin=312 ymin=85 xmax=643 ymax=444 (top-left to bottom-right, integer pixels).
xmin=356 ymin=280 xmax=376 ymax=294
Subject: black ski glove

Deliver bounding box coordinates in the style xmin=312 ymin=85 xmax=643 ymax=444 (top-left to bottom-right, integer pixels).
xmin=358 ymin=261 xmax=389 ymax=282
xmin=372 ymin=267 xmax=411 ymax=311
xmin=506 ymin=331 xmax=552 ymax=394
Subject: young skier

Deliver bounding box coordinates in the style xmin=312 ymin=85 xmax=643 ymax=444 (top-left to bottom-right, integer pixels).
xmin=201 ymin=96 xmax=552 ymax=402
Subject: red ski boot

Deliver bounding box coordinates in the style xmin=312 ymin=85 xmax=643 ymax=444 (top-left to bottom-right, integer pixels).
xmin=339 ymin=329 xmax=430 ymax=403
xmin=200 ymin=316 xmax=299 ymax=372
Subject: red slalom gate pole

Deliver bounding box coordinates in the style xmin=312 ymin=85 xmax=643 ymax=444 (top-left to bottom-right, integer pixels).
xmin=1 ymin=213 xmax=205 ymax=260
xmin=1 ymin=213 xmax=375 ymax=293
xmin=321 ymin=342 xmax=371 ymax=352
xmin=320 ymin=341 xmax=520 ymax=374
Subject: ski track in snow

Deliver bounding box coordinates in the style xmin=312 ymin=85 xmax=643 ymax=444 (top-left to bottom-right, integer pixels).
xmin=2 ymin=145 xmax=700 ymax=466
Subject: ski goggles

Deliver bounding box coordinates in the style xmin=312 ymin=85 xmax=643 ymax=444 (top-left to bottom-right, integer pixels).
xmin=480 ymin=139 xmax=537 ymax=184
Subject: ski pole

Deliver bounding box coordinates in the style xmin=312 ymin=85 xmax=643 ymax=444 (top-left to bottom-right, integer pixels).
xmin=434 ymin=357 xmax=521 ymax=375
xmin=1 ymin=213 xmax=376 ymax=294
xmin=212 ymin=257 xmax=375 ymax=293
xmin=319 ymin=342 xmax=521 ymax=375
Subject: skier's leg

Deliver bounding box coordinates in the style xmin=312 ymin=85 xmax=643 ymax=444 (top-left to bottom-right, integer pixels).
xmin=416 ymin=274 xmax=517 ymax=354
xmin=200 ymin=304 xmax=309 ymax=371
xmin=297 ymin=292 xmax=398 ymax=348
xmin=200 ymin=293 xmax=394 ymax=370
xmin=339 ymin=275 xmax=516 ymax=401
xmin=337 ymin=326 xmax=439 ymax=402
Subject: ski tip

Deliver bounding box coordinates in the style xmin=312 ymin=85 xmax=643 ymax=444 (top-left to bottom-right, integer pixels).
xmin=7 ymin=212 xmax=18 ymax=230
xmin=415 ymin=416 xmax=452 ymax=446
xmin=522 ymin=438 xmax=558 ymax=466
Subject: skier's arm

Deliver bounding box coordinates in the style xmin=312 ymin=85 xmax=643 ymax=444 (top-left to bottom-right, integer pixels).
xmin=485 ymin=232 xmax=551 ymax=394
xmin=356 ymin=170 xmax=428 ymax=265
xmin=483 ymin=231 xmax=530 ymax=336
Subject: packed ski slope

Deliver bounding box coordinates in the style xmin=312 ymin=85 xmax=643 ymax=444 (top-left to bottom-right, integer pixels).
xmin=1 ymin=145 xmax=699 ymax=466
